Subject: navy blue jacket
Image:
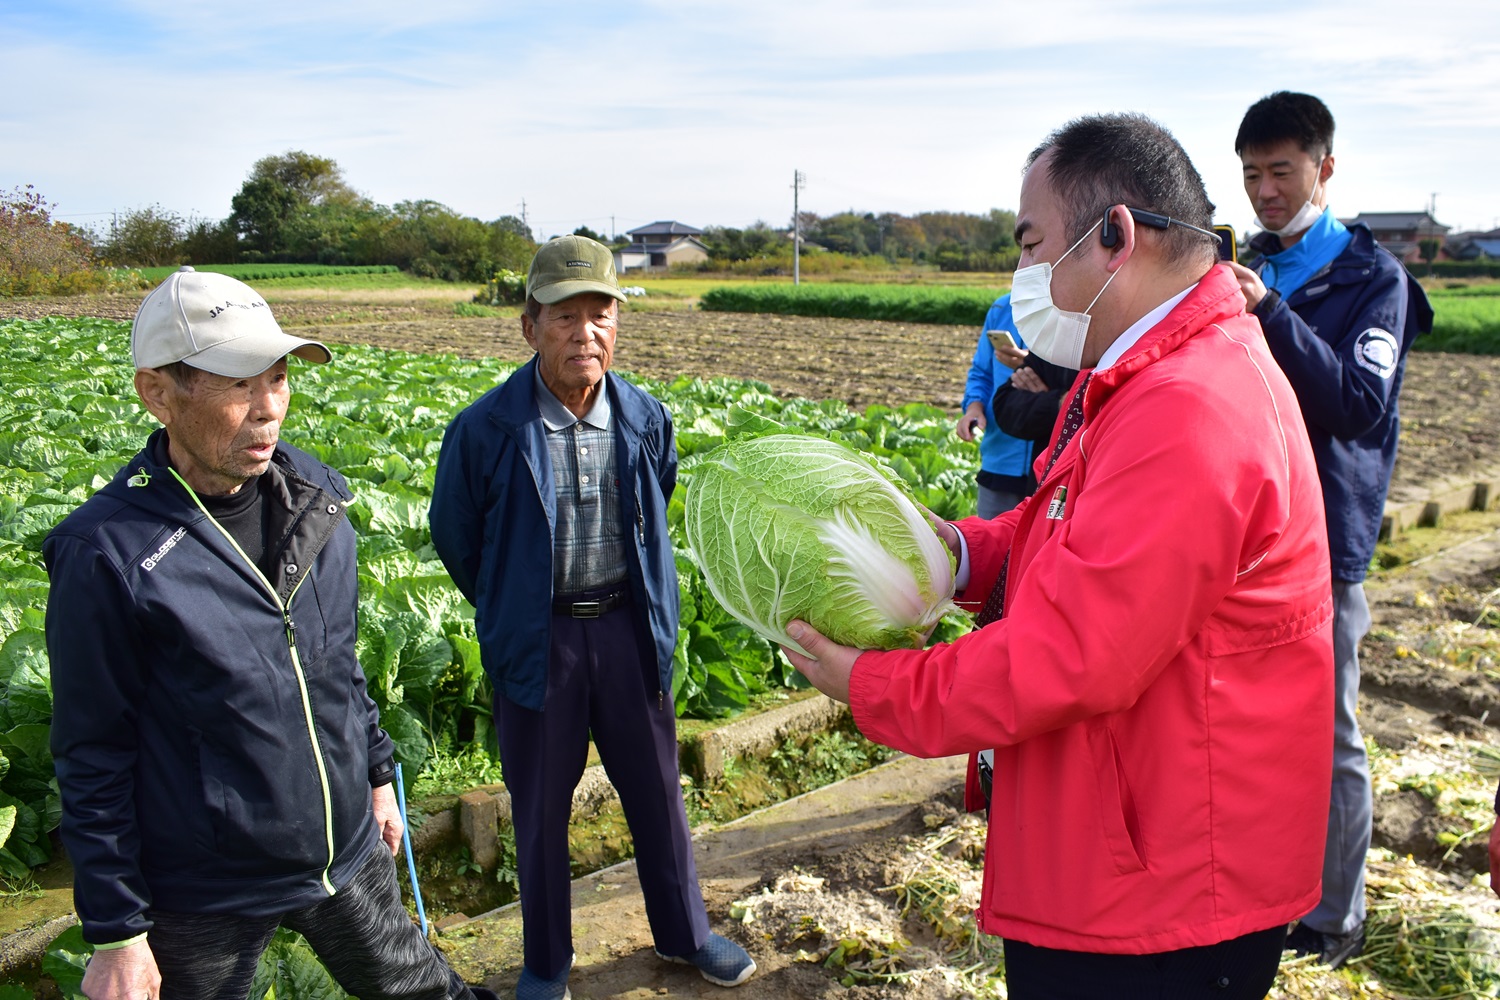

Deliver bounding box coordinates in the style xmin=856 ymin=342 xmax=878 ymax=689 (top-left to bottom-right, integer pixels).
xmin=429 ymin=359 xmax=680 ymax=711
xmin=45 ymin=432 xmax=390 ymax=945
xmin=1250 ymin=224 xmax=1432 ymax=582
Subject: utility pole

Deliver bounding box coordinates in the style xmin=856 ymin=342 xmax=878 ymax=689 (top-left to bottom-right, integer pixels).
xmin=1430 ymin=192 xmax=1438 ymax=220
xmin=792 ymin=169 xmax=806 ymax=285
xmin=611 ymin=215 xmax=616 ymax=242
xmin=519 ymin=199 xmax=530 ymax=240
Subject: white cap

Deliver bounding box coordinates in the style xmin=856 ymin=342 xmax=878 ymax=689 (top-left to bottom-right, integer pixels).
xmin=131 ymin=266 xmax=332 ymax=377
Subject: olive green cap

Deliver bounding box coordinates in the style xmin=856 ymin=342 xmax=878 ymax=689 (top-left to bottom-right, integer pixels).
xmin=525 ymin=234 xmax=627 ymax=305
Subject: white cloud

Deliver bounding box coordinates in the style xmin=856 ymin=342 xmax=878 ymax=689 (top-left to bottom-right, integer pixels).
xmin=4 ymin=0 xmax=1498 ymax=233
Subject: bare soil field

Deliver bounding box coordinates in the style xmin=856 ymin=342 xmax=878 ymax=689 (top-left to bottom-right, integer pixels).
xmin=8 ymin=292 xmax=1500 ymax=498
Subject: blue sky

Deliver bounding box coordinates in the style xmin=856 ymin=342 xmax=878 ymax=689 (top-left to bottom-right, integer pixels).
xmin=5 ymin=1 xmax=1499 ymax=241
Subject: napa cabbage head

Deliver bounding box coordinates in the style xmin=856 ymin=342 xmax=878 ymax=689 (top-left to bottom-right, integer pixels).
xmin=684 ymin=434 xmax=958 ymax=655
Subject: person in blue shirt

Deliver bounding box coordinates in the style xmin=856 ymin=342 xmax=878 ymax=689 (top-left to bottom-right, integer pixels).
xmin=1228 ymin=90 xmax=1431 ymax=972
xmin=957 ymin=294 xmax=1035 ymax=517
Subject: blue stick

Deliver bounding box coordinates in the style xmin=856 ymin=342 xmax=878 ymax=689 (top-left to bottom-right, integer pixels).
xmin=394 ymin=762 xmax=430 ymax=936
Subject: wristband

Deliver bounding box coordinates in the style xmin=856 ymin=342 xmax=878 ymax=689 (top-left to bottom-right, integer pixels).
xmin=1253 ymin=288 xmax=1282 ymax=318
xmin=370 ymin=756 xmax=396 ymax=788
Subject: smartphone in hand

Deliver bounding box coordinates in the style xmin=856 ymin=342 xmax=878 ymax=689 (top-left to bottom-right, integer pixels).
xmin=987 ymin=329 xmax=1018 ymax=354
xmin=1214 ymin=224 xmax=1238 ymax=264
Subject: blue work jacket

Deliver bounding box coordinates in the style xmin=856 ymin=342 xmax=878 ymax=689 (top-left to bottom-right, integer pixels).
xmin=429 ymin=358 xmax=680 ymax=711
xmin=1250 ymin=224 xmax=1433 ymax=581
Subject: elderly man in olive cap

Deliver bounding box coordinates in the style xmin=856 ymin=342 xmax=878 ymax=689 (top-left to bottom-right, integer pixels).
xmin=430 ymin=236 xmax=755 ymax=1000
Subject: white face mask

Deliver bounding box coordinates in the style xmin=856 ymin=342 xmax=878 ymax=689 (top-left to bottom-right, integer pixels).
xmin=1260 ymin=157 xmax=1325 ymax=239
xmin=1010 ymin=218 xmax=1122 ymax=370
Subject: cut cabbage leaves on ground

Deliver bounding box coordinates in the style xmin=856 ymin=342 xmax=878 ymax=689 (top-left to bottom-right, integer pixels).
xmin=685 ymin=434 xmax=959 ymax=656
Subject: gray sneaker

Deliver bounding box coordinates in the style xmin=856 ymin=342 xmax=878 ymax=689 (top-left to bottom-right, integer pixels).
xmin=1286 ymin=921 xmax=1365 ymax=969
xmin=656 ymin=933 xmax=757 ymax=987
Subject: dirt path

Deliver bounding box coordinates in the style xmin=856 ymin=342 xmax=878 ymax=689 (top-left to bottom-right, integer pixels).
xmin=441 ymin=754 xmax=969 ymax=1000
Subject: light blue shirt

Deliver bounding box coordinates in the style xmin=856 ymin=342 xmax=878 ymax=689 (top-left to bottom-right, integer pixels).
xmin=1259 ymin=208 xmax=1353 ymax=298
xmin=962 ymin=294 xmax=1032 ymax=478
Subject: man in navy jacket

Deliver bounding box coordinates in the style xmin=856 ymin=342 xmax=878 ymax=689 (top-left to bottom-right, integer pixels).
xmin=1229 ymin=91 xmax=1432 ymax=969
xmin=46 ymin=268 xmax=490 ymax=1000
xmin=429 ymin=236 xmax=754 ymax=1000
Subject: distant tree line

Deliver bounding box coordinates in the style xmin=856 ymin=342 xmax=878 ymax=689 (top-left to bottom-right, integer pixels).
xmin=699 ymin=208 xmax=1020 ymax=273
xmin=95 ymin=151 xmax=537 ymax=282
xmin=9 ymin=153 xmax=1024 ymax=295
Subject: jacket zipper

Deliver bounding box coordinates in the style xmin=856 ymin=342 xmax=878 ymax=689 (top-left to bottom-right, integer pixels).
xmin=170 ymin=469 xmax=339 ymax=896
xmin=633 ymin=486 xmax=646 ymax=545
xmin=634 ymin=485 xmax=662 ymax=708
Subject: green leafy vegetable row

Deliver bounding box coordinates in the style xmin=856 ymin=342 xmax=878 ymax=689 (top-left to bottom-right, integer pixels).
xmin=699 ymin=282 xmax=1006 ymax=326
xmin=1415 ymin=287 xmax=1500 ymax=354
xmin=128 ymin=263 xmax=402 ymax=283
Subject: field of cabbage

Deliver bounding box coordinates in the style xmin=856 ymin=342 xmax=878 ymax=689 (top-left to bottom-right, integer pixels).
xmin=130 ymin=263 xmax=401 ymax=283
xmin=0 ymin=315 xmax=980 ymax=878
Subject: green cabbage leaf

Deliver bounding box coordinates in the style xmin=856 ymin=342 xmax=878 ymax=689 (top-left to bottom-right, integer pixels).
xmin=685 ymin=434 xmax=958 ymax=655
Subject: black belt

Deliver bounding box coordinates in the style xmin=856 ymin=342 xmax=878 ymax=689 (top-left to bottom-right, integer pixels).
xmin=552 ymin=588 xmax=630 ymax=618
xmin=977 ymin=753 xmax=994 ymax=805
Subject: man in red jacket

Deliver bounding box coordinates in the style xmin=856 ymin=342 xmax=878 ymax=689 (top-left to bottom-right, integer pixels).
xmin=787 ymin=114 xmax=1334 ymax=1000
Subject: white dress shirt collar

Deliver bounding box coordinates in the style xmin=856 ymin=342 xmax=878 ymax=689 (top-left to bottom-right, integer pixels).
xmin=1094 ymin=282 xmax=1196 ymax=371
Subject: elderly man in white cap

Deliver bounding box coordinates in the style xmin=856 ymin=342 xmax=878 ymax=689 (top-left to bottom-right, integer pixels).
xmin=44 ymin=267 xmax=497 ymax=1000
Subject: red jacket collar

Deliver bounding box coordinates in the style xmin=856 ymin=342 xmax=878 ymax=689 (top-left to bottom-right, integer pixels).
xmin=1083 ymin=264 xmax=1247 ymax=416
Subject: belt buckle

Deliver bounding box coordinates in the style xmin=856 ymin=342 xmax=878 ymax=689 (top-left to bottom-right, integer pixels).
xmin=572 ymin=601 xmax=602 ymax=619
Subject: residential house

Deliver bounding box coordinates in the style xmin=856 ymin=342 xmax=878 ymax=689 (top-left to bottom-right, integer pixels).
xmin=613 ymin=221 xmax=710 ymax=272
xmin=1339 ymin=211 xmax=1450 ymax=263
xmin=1444 ymin=228 xmax=1500 ymax=261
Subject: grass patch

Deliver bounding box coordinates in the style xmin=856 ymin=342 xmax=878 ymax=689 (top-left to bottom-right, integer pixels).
xmin=453 ymin=300 xmax=504 ymax=318
xmin=1420 ymin=289 xmax=1500 ymax=354
xmin=410 ymin=742 xmax=506 ymax=800
xmin=681 ymin=715 xmax=899 ymax=827
xmin=1372 ymin=507 xmax=1500 ymax=571
xmin=700 ymin=282 xmax=1006 ymax=325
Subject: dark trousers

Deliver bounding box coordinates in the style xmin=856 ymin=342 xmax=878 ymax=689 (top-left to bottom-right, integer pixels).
xmin=148 ymin=846 xmax=477 ymax=1000
xmin=495 ymin=601 xmax=709 ymax=980
xmin=1002 ymin=924 xmax=1287 ymax=1000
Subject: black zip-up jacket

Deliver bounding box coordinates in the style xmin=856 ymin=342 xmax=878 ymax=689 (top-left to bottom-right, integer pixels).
xmin=44 ymin=430 xmax=392 ymax=946
xmin=992 ymin=354 xmax=1080 ymax=446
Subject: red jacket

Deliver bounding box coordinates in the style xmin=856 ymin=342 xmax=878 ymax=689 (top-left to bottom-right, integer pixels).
xmin=850 ymin=266 xmax=1333 ymax=954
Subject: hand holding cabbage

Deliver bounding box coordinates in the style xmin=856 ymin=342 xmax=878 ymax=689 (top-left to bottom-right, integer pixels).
xmin=684 ymin=434 xmax=960 ymax=674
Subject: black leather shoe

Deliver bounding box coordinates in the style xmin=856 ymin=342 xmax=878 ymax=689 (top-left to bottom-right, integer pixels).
xmin=1287 ymin=921 xmax=1365 ymax=969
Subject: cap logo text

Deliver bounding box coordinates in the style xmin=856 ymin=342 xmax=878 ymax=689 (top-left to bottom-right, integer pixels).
xmin=565 ymin=260 xmax=593 ymax=268
xmin=207 ymin=299 xmax=268 ymax=319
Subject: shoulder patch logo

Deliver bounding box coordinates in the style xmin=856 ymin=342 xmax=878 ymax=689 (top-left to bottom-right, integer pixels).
xmin=141 ymin=526 xmax=187 ymax=572
xmin=1353 ymin=328 xmax=1399 ymax=379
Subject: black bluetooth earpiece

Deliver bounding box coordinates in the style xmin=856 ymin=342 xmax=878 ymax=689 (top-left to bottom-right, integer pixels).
xmin=1099 ymin=209 xmax=1120 ymax=248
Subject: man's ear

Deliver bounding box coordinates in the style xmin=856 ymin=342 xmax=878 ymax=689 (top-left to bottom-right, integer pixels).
xmin=520 ymin=312 xmax=538 ymax=353
xmin=134 ymin=368 xmax=175 ymax=426
xmin=1102 ymin=204 xmax=1136 ymax=272
xmin=1319 ymin=154 xmax=1335 ymax=185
